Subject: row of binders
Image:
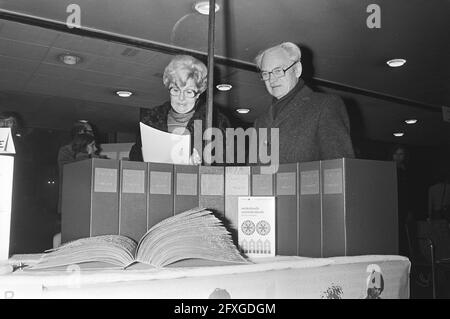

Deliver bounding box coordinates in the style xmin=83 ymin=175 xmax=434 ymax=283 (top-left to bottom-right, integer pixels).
xmin=61 ymin=158 xmax=399 ymax=258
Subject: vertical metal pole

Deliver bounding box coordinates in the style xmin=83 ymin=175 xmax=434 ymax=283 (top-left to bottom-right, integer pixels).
xmin=204 ymin=0 xmax=216 ymax=165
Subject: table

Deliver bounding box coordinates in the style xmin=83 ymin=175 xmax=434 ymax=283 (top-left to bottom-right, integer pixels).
xmin=0 ymin=255 xmax=410 ymax=299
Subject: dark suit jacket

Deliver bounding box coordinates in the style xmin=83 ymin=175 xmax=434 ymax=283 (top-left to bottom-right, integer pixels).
xmin=254 ymin=80 xmax=355 ymax=164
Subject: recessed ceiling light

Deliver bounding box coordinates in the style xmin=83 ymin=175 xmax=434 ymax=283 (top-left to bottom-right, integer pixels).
xmin=194 ymin=1 xmax=220 ymax=15
xmin=405 ymin=119 xmax=418 ymax=124
xmin=393 ymin=132 xmax=404 ymax=137
xmin=216 ymin=84 xmax=232 ymax=91
xmin=116 ymin=90 xmax=133 ymax=98
xmin=387 ymin=58 xmax=406 ymax=67
xmin=236 ymin=108 xmax=250 ymax=114
xmin=59 ymin=53 xmax=82 ymax=65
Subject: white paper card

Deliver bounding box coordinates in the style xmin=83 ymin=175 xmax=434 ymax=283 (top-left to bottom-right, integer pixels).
xmin=0 ymin=156 xmax=14 ymax=260
xmin=140 ymin=122 xmax=190 ymax=165
xmin=0 ymin=128 xmax=15 ymax=154
xmin=238 ymin=196 xmax=276 ymax=258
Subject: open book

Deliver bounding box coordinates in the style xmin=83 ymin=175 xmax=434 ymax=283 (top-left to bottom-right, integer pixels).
xmin=30 ymin=208 xmax=249 ymax=270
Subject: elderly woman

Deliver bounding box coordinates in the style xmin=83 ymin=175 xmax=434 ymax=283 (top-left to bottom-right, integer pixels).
xmin=131 ymin=55 xmax=230 ymax=164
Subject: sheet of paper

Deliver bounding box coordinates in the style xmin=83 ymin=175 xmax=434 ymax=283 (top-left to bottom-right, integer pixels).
xmin=238 ymin=196 xmax=276 ymax=258
xmin=140 ymin=122 xmax=190 ymax=165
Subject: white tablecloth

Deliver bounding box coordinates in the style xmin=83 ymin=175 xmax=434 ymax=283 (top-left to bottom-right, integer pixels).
xmin=0 ymin=255 xmax=410 ymax=299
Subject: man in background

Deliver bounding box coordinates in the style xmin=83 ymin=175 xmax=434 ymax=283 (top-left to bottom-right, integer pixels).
xmin=253 ymin=42 xmax=354 ymax=163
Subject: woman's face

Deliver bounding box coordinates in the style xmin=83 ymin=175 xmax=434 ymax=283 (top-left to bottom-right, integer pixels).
xmin=169 ymin=77 xmax=200 ymax=114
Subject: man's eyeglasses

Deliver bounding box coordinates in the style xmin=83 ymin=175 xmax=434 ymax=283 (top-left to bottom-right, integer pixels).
xmin=260 ymin=61 xmax=298 ymax=81
xmin=169 ymin=87 xmax=199 ymax=99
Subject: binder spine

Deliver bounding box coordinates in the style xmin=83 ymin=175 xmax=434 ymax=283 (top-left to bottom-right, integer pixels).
xmin=147 ymin=162 xmax=174 ymax=230
xmin=174 ymin=165 xmax=199 ymax=214
xmin=199 ymin=166 xmax=225 ymax=218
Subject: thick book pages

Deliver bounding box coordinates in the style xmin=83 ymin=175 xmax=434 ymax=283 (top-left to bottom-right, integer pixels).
xmin=62 ymin=158 xmax=120 ymax=243
xmin=174 ymin=164 xmax=199 ymax=214
xmin=275 ymin=163 xmax=298 ymax=256
xmin=119 ymin=160 xmax=148 ymax=242
xmin=30 ymin=208 xmax=248 ymax=270
xmin=298 ymin=161 xmax=322 ymax=257
xmin=225 ymin=166 xmax=251 ymax=234
xmin=321 ymin=158 xmax=398 ymax=257
xmin=135 ymin=208 xmax=248 ymax=267
xmin=199 ymin=166 xmax=225 ymax=218
xmin=147 ymin=162 xmax=173 ymax=230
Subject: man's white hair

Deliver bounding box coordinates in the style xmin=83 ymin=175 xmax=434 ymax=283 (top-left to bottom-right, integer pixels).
xmin=254 ymin=42 xmax=302 ymax=69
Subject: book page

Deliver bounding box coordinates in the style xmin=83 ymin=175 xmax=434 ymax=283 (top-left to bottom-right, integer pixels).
xmin=30 ymin=235 xmax=137 ymax=270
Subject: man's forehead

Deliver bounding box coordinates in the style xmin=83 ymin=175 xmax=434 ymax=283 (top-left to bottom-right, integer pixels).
xmin=261 ymin=48 xmax=290 ymax=67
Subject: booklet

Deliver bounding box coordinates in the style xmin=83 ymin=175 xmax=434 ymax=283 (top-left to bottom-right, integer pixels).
xmin=238 ymin=197 xmax=276 ymax=258
xmin=30 ymin=207 xmax=249 ymax=270
xmin=139 ymin=122 xmax=191 ymax=165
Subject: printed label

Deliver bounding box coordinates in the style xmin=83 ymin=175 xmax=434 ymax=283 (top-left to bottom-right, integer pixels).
xmin=122 ymin=169 xmax=145 ymax=194
xmin=252 ymin=174 xmax=273 ymax=196
xmin=226 ymin=174 xmax=249 ymax=196
xmin=94 ymin=168 xmax=117 ymax=193
xmin=176 ymin=173 xmax=198 ymax=196
xmin=300 ymin=170 xmax=320 ymax=195
xmin=201 ymin=174 xmax=224 ymax=196
xmin=276 ymin=172 xmax=296 ymax=196
xmin=323 ymin=168 xmax=343 ymax=194
xmin=150 ymin=171 xmax=172 ymax=195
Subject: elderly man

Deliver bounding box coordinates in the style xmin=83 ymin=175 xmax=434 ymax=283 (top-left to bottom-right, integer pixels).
xmin=253 ymin=42 xmax=354 ymax=163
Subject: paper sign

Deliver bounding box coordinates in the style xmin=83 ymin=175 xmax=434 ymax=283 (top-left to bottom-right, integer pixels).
xmin=0 ymin=128 xmax=15 ymax=154
xmin=0 ymin=156 xmax=14 ymax=260
xmin=140 ymin=122 xmax=190 ymax=165
xmin=238 ymin=196 xmax=276 ymax=258
xmin=443 ymin=106 xmax=450 ymax=123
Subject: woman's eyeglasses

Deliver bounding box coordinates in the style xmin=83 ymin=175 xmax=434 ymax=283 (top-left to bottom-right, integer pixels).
xmin=260 ymin=61 xmax=298 ymax=81
xmin=169 ymin=87 xmax=198 ymax=99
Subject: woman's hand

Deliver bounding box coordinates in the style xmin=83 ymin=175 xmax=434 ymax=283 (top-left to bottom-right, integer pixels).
xmin=86 ymin=142 xmax=97 ymax=156
xmin=190 ymin=148 xmax=202 ymax=165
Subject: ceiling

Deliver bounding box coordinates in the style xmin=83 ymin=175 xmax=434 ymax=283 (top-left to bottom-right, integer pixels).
xmin=0 ymin=0 xmax=449 ymax=147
